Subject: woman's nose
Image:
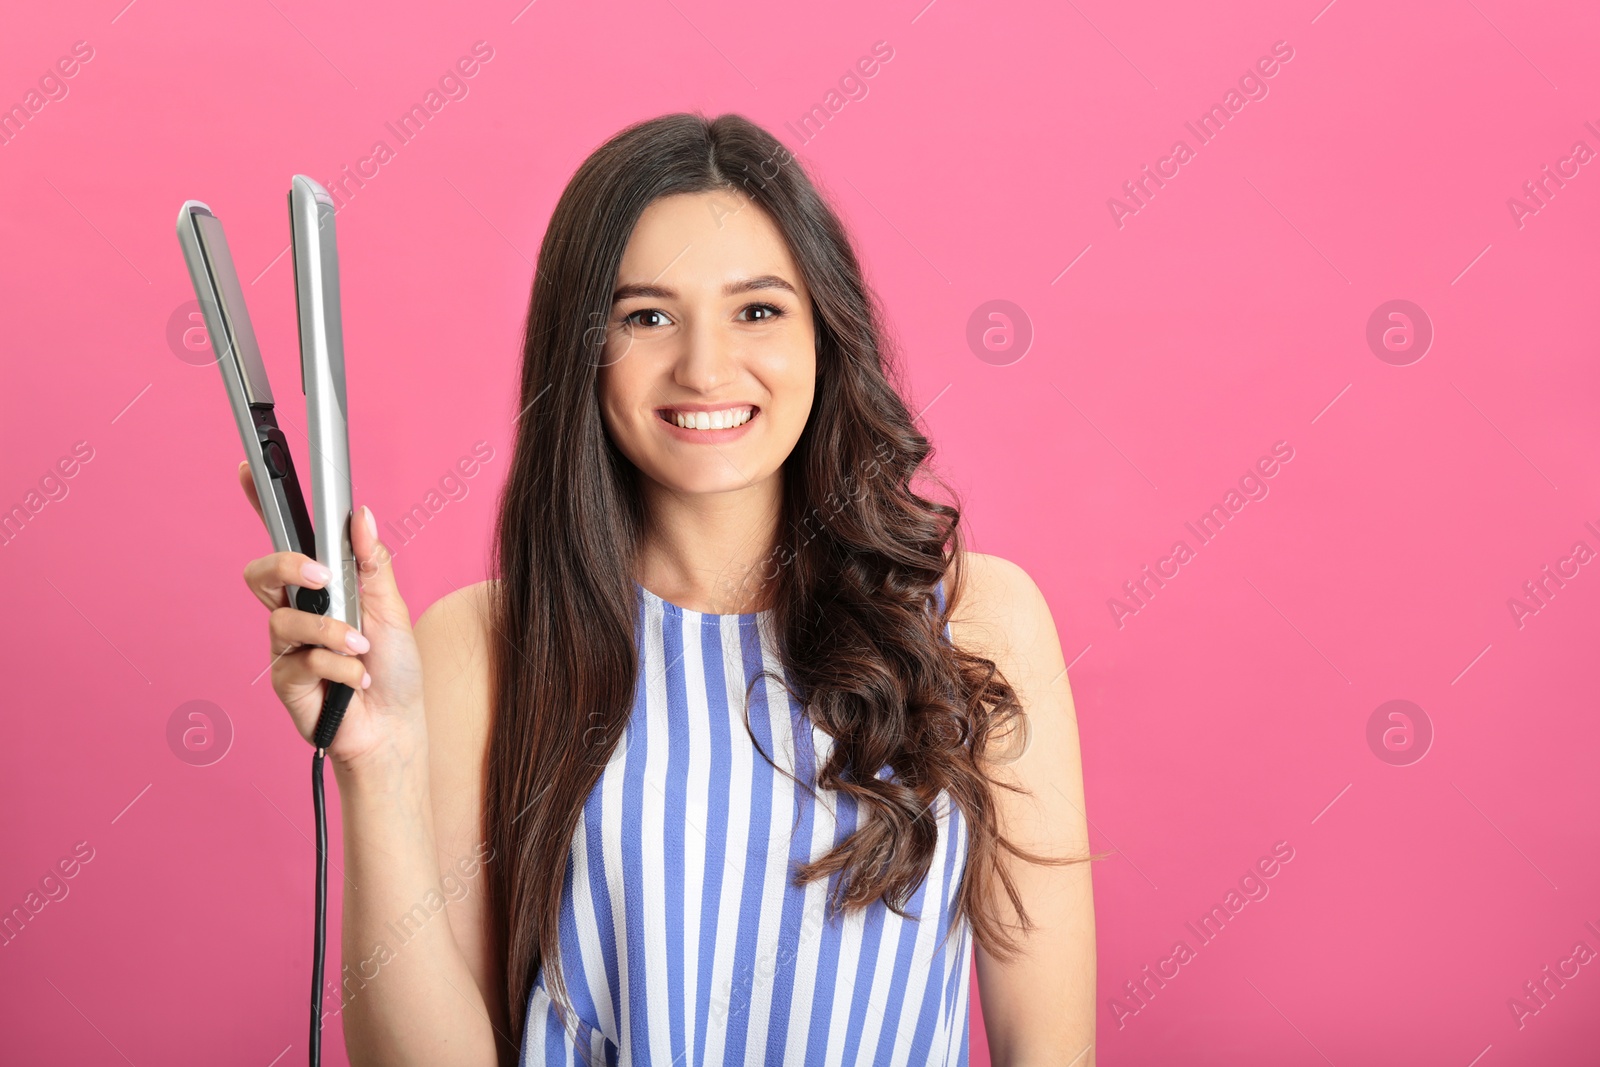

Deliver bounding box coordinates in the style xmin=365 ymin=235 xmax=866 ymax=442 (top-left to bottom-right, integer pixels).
xmin=673 ymin=316 xmax=739 ymax=392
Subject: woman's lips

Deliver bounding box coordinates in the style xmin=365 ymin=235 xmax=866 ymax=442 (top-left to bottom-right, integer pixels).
xmin=654 ymin=405 xmax=761 ymax=444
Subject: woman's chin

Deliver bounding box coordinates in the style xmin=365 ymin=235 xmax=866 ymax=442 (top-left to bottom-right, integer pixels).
xmin=643 ymin=465 xmax=779 ymax=498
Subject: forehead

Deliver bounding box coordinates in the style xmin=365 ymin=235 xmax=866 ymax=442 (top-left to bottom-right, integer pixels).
xmin=614 ymin=190 xmax=807 ymax=301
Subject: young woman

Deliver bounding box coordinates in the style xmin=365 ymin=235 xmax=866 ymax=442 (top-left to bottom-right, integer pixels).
xmin=240 ymin=112 xmax=1096 ymax=1067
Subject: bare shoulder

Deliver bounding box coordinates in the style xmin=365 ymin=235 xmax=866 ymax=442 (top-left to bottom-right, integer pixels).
xmin=412 ymin=578 xmax=496 ymax=831
xmin=947 ymin=550 xmax=1054 ymax=664
xmin=414 ymin=579 xmax=494 ymax=678
xmin=947 ymin=550 xmax=1078 ymax=773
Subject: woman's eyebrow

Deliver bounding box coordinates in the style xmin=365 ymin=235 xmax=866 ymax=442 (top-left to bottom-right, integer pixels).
xmin=611 ymin=274 xmax=797 ymax=302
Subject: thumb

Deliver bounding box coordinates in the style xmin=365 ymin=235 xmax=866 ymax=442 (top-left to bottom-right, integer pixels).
xmin=351 ymin=504 xmax=408 ymax=625
xmin=238 ymin=460 xmax=266 ymax=526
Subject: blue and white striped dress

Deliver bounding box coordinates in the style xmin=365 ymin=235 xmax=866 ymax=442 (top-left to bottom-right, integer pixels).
xmin=520 ymin=580 xmax=974 ymax=1066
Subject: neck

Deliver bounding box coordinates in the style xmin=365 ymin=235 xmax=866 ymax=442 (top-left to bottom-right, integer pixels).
xmin=635 ymin=471 xmax=784 ymax=615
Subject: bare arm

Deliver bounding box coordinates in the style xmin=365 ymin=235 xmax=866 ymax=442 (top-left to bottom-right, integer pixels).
xmin=412 ymin=580 xmax=515 ymax=1059
xmin=329 ymin=574 xmax=502 ymax=1065
xmin=334 ymin=735 xmax=497 ymax=1064
xmin=950 ymin=552 xmax=1097 ymax=1067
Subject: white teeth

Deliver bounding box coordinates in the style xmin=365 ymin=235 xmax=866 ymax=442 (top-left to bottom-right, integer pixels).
xmin=668 ymin=406 xmax=753 ymax=430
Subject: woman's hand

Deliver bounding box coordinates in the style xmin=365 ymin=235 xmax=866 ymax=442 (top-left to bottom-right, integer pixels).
xmin=236 ymin=461 xmax=427 ymax=771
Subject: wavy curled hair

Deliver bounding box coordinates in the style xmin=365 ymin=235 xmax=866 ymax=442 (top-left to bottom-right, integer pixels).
xmin=483 ymin=111 xmax=1090 ymax=1064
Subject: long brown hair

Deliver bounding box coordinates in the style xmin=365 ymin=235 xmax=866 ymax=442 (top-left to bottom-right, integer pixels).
xmin=484 ymin=111 xmax=1090 ymax=1063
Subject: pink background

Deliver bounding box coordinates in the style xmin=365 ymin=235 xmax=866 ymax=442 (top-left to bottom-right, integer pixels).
xmin=3 ymin=0 xmax=1597 ymax=1063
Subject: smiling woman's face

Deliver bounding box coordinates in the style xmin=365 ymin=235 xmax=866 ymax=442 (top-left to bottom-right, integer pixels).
xmin=597 ymin=189 xmax=816 ymax=498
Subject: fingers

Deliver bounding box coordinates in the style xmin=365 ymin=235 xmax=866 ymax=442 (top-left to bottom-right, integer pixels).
xmin=237 ymin=460 xmax=266 ymax=525
xmin=243 ymin=551 xmax=334 ymax=612
xmin=270 ymin=646 xmax=371 ymax=741
xmin=269 ymin=645 xmax=367 ymax=691
xmin=269 ymin=604 xmax=371 ymax=660
xmin=349 ymin=504 xmax=409 ymax=627
xmin=293 ymin=646 xmax=371 ymax=693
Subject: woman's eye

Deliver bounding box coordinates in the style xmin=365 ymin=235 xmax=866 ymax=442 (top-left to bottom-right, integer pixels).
xmin=741 ymin=302 xmax=785 ymax=323
xmin=621 ymin=308 xmax=670 ymax=329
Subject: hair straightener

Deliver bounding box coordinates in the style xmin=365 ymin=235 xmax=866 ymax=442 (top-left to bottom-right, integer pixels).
xmin=176 ymin=176 xmax=358 ymax=1067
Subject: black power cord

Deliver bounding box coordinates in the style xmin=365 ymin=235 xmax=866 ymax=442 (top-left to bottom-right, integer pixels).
xmin=309 ymin=681 xmax=356 ymax=1067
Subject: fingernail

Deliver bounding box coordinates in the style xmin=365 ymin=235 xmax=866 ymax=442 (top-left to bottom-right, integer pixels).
xmin=360 ymin=671 xmax=371 ymax=689
xmin=346 ymin=630 xmax=371 ymax=653
xmin=302 ymin=561 xmax=333 ymax=585
xmin=363 ymin=505 xmax=377 ymax=540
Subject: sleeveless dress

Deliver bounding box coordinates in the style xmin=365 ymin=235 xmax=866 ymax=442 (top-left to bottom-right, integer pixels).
xmin=519 ymin=579 xmax=974 ymax=1067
